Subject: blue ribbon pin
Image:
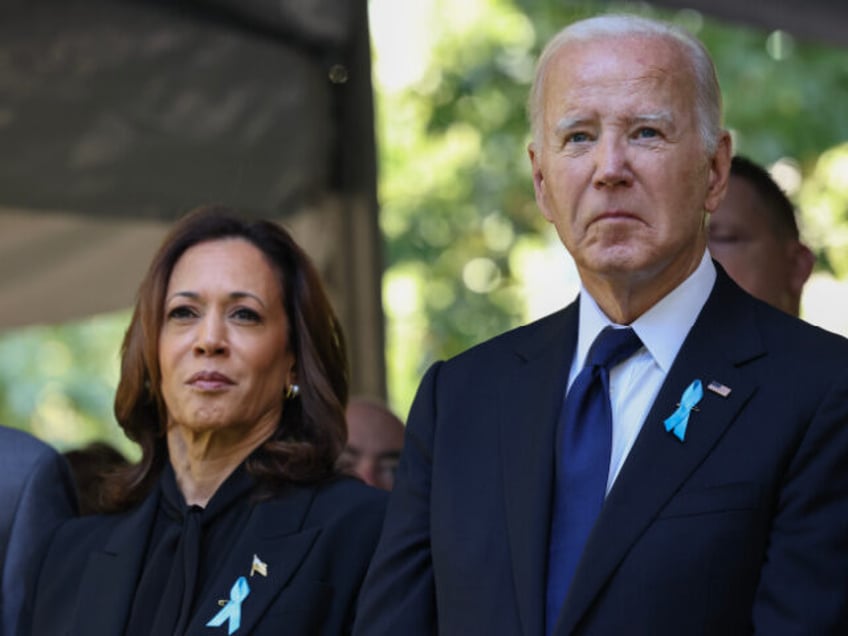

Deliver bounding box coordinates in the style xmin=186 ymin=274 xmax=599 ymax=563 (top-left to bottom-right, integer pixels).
xmin=207 ymin=576 xmax=250 ymax=635
xmin=664 ymin=379 xmax=703 ymax=442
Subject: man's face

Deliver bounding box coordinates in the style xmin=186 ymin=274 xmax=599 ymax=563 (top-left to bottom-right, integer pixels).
xmin=709 ymin=175 xmax=801 ymax=315
xmin=529 ymin=35 xmax=729 ymax=299
xmin=339 ymin=402 xmax=405 ymax=491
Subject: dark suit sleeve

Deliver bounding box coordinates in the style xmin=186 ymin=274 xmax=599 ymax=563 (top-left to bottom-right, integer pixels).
xmin=752 ymin=365 xmax=848 ymax=632
xmin=4 ymin=443 xmax=78 ymax=635
xmin=353 ymin=362 xmax=441 ymax=635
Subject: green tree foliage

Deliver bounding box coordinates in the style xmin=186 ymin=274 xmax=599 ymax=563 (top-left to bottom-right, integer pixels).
xmin=800 ymin=143 xmax=848 ymax=276
xmin=0 ymin=311 xmax=137 ymax=458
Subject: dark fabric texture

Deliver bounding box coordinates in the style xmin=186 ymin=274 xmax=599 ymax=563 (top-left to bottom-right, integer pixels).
xmin=31 ymin=471 xmax=387 ymax=635
xmin=126 ymin=464 xmax=253 ymax=636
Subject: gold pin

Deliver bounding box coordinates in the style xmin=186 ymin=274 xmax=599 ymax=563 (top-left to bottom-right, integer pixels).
xmin=250 ymin=553 xmax=268 ymax=578
xmin=218 ymin=600 xmax=228 ymax=607
xmin=674 ymin=402 xmax=700 ymax=412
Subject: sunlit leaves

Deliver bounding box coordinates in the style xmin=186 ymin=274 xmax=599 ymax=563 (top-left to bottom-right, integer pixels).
xmin=0 ymin=310 xmax=137 ymax=457
xmin=800 ymin=143 xmax=848 ymax=276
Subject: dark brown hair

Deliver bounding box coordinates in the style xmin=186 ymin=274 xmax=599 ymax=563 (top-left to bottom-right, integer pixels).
xmin=63 ymin=441 xmax=130 ymax=515
xmin=102 ymin=204 xmax=349 ymax=511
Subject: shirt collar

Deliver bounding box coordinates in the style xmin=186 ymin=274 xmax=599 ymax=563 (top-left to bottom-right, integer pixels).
xmin=576 ymin=250 xmax=716 ymax=373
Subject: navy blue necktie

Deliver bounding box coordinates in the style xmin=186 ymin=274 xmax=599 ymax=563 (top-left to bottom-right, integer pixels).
xmin=546 ymin=326 xmax=643 ymax=635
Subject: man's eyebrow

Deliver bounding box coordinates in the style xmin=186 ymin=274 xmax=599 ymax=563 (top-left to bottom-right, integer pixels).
xmin=554 ymin=116 xmax=593 ymax=135
xmin=629 ymin=111 xmax=674 ymax=127
xmin=553 ymin=112 xmax=674 ymax=135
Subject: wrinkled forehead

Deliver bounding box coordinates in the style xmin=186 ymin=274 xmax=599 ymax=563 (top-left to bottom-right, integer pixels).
xmin=542 ymin=34 xmax=700 ymax=126
xmin=551 ymin=33 xmax=696 ymax=90
xmin=165 ymin=237 xmax=284 ymax=304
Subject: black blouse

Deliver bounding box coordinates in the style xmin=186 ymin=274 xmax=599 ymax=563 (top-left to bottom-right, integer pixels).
xmin=125 ymin=462 xmax=254 ymax=636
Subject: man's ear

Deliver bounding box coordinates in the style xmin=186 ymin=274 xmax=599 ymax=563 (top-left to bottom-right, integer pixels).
xmin=528 ymin=142 xmax=554 ymax=223
xmin=789 ymin=242 xmax=815 ymax=297
xmin=704 ymin=131 xmax=732 ymax=213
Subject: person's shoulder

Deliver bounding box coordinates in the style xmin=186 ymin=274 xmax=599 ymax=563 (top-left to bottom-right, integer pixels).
xmin=755 ymin=300 xmax=848 ymax=361
xmin=443 ymin=304 xmax=575 ymax=368
xmin=262 ymin=475 xmax=387 ymax=519
xmin=0 ymin=427 xmax=71 ymax=497
xmin=44 ymin=509 xmax=123 ymax=552
xmin=715 ymin=268 xmax=848 ymax=361
xmin=0 ymin=425 xmax=58 ymax=460
xmin=310 ymin=475 xmax=387 ymax=516
xmin=277 ymin=477 xmax=387 ymax=545
xmin=55 ymin=508 xmax=127 ymax=531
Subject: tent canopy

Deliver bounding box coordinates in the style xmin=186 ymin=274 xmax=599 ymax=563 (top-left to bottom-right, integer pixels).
xmin=641 ymin=0 xmax=848 ymax=48
xmin=0 ymin=0 xmax=385 ymax=396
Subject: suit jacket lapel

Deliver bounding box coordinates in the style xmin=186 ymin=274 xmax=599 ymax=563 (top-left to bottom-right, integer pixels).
xmin=73 ymin=490 xmax=160 ymax=635
xmin=186 ymin=486 xmax=321 ymax=636
xmin=556 ymin=271 xmax=765 ymax=635
xmin=501 ymin=303 xmax=578 ymax=636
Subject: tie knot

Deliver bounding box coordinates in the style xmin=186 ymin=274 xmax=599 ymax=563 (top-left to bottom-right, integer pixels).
xmin=587 ymin=327 xmax=642 ymax=370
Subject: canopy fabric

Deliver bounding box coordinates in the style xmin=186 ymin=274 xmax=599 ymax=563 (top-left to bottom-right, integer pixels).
xmin=641 ymin=0 xmax=848 ymax=48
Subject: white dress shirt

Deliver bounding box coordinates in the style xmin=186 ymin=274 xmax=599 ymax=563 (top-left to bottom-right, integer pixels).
xmin=568 ymin=250 xmax=717 ymax=493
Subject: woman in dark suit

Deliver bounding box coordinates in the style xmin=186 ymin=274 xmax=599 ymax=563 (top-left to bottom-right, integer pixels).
xmin=29 ymin=205 xmax=386 ymax=635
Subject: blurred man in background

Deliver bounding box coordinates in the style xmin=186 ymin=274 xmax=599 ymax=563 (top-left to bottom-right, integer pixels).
xmin=340 ymin=397 xmax=404 ymax=491
xmin=708 ymin=155 xmax=814 ymax=316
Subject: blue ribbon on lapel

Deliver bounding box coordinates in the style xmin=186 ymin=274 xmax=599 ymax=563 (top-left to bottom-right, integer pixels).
xmin=206 ymin=576 xmax=250 ymax=634
xmin=663 ymin=379 xmax=703 ymax=442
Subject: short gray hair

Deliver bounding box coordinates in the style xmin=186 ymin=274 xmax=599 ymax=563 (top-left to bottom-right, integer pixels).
xmin=527 ymin=14 xmax=723 ymax=155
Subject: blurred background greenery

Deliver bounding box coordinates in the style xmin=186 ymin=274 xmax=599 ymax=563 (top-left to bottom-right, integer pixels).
xmin=2 ymin=0 xmax=847 ymax=456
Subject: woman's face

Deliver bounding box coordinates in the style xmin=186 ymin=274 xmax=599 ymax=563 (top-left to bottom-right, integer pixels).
xmin=158 ymin=238 xmax=295 ymax=438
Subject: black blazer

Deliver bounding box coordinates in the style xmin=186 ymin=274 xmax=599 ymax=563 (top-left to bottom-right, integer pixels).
xmin=354 ymin=267 xmax=848 ymax=635
xmin=31 ymin=476 xmax=386 ymax=635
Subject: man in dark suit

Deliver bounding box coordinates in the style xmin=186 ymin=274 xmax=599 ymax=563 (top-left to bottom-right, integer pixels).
xmin=354 ymin=13 xmax=848 ymax=635
xmin=0 ymin=425 xmax=77 ymax=635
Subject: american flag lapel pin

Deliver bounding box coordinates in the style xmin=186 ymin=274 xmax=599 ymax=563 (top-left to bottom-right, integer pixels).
xmin=706 ymin=380 xmax=732 ymax=398
xmin=250 ymin=553 xmax=268 ymax=578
